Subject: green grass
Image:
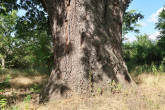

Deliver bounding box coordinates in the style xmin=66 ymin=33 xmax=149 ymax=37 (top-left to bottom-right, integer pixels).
xmin=0 ymin=67 xmax=50 ymax=78
xmin=127 ymin=62 xmax=165 ymax=76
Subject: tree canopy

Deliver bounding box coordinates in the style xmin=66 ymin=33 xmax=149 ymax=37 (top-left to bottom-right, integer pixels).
xmin=123 ymin=10 xmax=144 ymax=35
xmin=0 ymin=1 xmax=53 ymax=69
xmin=156 ymin=7 xmax=165 ymax=57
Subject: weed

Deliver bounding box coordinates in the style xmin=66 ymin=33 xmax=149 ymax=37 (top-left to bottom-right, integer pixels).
xmin=9 ymin=105 xmax=20 ymax=110
xmin=4 ymin=75 xmax=12 ymax=84
xmin=88 ymin=69 xmax=93 ymax=94
xmin=0 ymin=89 xmax=4 ymax=93
xmin=159 ymin=64 xmax=164 ymax=73
xmin=109 ymin=80 xmax=122 ymax=93
xmin=97 ymin=87 xmax=102 ymax=95
xmin=0 ymin=98 xmax=7 ymax=110
xmin=0 ymin=74 xmax=12 ymax=89
xmin=30 ymin=83 xmax=42 ymax=93
xmin=24 ymin=95 xmax=31 ymax=103
xmin=158 ymin=60 xmax=164 ymax=73
xmin=23 ymin=95 xmax=32 ymax=110
xmin=151 ymin=62 xmax=157 ymax=75
xmin=0 ymin=75 xmax=12 ymax=110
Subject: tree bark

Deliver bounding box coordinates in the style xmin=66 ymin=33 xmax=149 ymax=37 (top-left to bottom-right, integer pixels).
xmin=39 ymin=0 xmax=134 ymax=103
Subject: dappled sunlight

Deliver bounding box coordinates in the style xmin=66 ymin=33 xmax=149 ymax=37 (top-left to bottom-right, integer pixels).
xmin=9 ymin=75 xmax=47 ymax=89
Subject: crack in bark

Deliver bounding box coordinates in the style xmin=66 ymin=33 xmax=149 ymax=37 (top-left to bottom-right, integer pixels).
xmin=104 ymin=0 xmax=108 ymax=20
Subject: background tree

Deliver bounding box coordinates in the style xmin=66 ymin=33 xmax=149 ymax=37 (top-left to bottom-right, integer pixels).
xmin=122 ymin=10 xmax=144 ymax=41
xmin=156 ymin=7 xmax=165 ymax=59
xmin=15 ymin=11 xmax=53 ymax=70
xmin=123 ymin=34 xmax=161 ymax=64
xmin=123 ymin=34 xmax=163 ymax=75
xmin=123 ymin=10 xmax=143 ymax=34
xmin=0 ymin=10 xmax=18 ymax=68
xmin=0 ymin=1 xmax=53 ymax=70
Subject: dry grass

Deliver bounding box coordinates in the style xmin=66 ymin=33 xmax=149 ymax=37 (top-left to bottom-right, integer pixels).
xmin=9 ymin=75 xmax=46 ymax=89
xmin=2 ymin=73 xmax=165 ymax=110
xmin=35 ymin=87 xmax=165 ymax=110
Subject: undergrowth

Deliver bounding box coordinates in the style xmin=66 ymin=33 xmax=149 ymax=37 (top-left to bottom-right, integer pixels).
xmin=128 ymin=62 xmax=165 ymax=76
xmin=0 ymin=75 xmax=12 ymax=110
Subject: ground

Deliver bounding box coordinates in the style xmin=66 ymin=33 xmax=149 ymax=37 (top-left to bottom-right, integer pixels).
xmin=0 ymin=70 xmax=165 ymax=110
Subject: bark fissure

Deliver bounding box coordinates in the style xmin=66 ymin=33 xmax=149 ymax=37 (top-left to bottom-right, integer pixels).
xmin=104 ymin=0 xmax=108 ymax=20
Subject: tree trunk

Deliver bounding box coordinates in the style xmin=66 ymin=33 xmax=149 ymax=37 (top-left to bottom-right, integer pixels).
xmin=1 ymin=58 xmax=5 ymax=69
xmin=39 ymin=0 xmax=134 ymax=103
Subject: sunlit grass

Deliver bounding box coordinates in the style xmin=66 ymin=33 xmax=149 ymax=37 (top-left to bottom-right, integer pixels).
xmin=0 ymin=67 xmax=50 ymax=78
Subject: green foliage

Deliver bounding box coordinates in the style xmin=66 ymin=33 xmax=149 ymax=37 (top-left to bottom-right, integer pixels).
xmin=151 ymin=62 xmax=157 ymax=74
xmin=30 ymin=83 xmax=42 ymax=93
xmin=156 ymin=8 xmax=165 ymax=34
xmin=4 ymin=74 xmax=12 ymax=84
xmin=123 ymin=34 xmax=162 ymax=64
xmin=123 ymin=34 xmax=164 ymax=75
xmin=24 ymin=95 xmax=31 ymax=103
xmin=97 ymin=87 xmax=102 ymax=95
xmin=0 ymin=10 xmax=18 ymax=68
xmin=0 ymin=74 xmax=11 ymax=90
xmin=123 ymin=10 xmax=144 ymax=36
xmin=109 ymin=80 xmax=122 ymax=93
xmin=122 ymin=7 xmax=165 ymax=75
xmin=23 ymin=95 xmax=31 ymax=110
xmin=0 ymin=98 xmax=7 ymax=110
xmin=156 ymin=7 xmax=165 ymax=58
xmin=0 ymin=0 xmax=53 ymax=70
xmin=123 ymin=8 xmax=165 ymax=75
xmin=9 ymin=105 xmax=20 ymax=110
xmin=0 ymin=74 xmax=11 ymax=109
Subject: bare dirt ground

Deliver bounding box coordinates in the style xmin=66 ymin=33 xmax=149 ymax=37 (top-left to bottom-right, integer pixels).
xmin=1 ymin=73 xmax=165 ymax=110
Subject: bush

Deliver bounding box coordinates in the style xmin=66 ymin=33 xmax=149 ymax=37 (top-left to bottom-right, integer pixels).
xmin=123 ymin=34 xmax=164 ymax=75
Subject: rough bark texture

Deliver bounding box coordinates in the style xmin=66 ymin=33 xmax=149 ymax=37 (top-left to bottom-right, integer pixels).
xmin=39 ymin=0 xmax=134 ymax=103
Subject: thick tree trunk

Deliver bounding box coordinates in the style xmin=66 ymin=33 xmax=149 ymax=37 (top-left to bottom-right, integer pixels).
xmin=39 ymin=0 xmax=134 ymax=103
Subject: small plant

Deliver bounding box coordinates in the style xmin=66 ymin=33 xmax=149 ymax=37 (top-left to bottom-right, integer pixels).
xmin=0 ymin=98 xmax=7 ymax=110
xmin=97 ymin=87 xmax=102 ymax=95
xmin=0 ymin=75 xmax=12 ymax=110
xmin=159 ymin=64 xmax=164 ymax=73
xmin=10 ymin=105 xmax=20 ymax=110
xmin=4 ymin=75 xmax=12 ymax=84
xmin=0 ymin=74 xmax=12 ymax=89
xmin=24 ymin=95 xmax=31 ymax=103
xmin=151 ymin=62 xmax=157 ymax=75
xmin=109 ymin=80 xmax=122 ymax=93
xmin=116 ymin=84 xmax=122 ymax=91
xmin=24 ymin=95 xmax=32 ymax=110
xmin=30 ymin=83 xmax=42 ymax=93
xmin=88 ymin=69 xmax=93 ymax=93
xmin=136 ymin=66 xmax=143 ymax=76
xmin=158 ymin=60 xmax=164 ymax=73
xmin=0 ymin=88 xmax=4 ymax=93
